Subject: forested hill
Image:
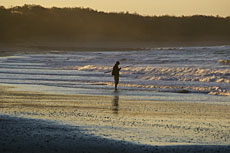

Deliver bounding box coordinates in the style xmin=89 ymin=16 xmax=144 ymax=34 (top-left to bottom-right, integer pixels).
xmin=1 ymin=5 xmax=230 ymax=42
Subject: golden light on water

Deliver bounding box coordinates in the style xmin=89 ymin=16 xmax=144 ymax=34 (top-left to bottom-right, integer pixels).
xmin=1 ymin=0 xmax=230 ymax=17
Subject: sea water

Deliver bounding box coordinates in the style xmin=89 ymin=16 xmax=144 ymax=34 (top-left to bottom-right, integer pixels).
xmin=0 ymin=46 xmax=229 ymax=104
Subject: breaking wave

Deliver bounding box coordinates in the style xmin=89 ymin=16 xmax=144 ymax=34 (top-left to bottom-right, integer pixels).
xmin=74 ymin=65 xmax=230 ymax=96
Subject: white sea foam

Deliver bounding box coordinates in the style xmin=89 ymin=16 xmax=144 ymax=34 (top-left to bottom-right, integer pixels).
xmin=75 ymin=65 xmax=230 ymax=83
xmin=74 ymin=64 xmax=230 ymax=96
xmin=219 ymin=60 xmax=230 ymax=65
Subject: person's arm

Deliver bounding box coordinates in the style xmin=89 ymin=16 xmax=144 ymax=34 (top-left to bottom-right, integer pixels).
xmin=112 ymin=66 xmax=115 ymax=75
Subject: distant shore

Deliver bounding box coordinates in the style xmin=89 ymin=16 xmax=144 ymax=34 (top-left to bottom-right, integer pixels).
xmin=0 ymin=40 xmax=229 ymax=56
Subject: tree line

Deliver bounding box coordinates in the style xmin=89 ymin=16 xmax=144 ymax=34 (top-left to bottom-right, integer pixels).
xmin=1 ymin=5 xmax=230 ymax=42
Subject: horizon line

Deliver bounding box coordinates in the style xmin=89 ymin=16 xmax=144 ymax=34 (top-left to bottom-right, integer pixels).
xmin=1 ymin=4 xmax=230 ymax=18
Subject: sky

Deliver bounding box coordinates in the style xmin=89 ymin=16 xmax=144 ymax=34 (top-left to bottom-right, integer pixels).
xmin=1 ymin=0 xmax=230 ymax=17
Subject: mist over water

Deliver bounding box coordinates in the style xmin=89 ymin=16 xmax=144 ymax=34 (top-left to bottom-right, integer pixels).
xmin=0 ymin=46 xmax=229 ymax=104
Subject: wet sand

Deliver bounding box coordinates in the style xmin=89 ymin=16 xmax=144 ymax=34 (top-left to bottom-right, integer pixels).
xmin=0 ymin=85 xmax=230 ymax=153
xmin=1 ymin=115 xmax=230 ymax=153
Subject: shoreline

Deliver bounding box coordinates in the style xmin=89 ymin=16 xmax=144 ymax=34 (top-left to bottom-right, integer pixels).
xmin=0 ymin=41 xmax=229 ymax=55
xmin=0 ymin=85 xmax=230 ymax=150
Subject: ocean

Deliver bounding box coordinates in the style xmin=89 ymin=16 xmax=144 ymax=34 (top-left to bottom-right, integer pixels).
xmin=0 ymin=45 xmax=229 ymax=104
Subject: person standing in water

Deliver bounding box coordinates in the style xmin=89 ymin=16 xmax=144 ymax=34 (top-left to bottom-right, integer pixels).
xmin=112 ymin=61 xmax=121 ymax=91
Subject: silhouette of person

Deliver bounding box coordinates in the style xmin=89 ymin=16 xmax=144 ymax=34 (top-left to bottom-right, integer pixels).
xmin=112 ymin=61 xmax=121 ymax=91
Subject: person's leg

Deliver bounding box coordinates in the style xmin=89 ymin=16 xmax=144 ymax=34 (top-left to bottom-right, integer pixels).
xmin=115 ymin=83 xmax=118 ymax=91
xmin=114 ymin=75 xmax=119 ymax=91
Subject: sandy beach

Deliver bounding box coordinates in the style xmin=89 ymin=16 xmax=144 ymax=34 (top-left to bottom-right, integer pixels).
xmin=0 ymin=85 xmax=230 ymax=153
xmin=1 ymin=2 xmax=230 ymax=152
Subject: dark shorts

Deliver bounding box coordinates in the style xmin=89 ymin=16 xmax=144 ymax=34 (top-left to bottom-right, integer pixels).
xmin=114 ymin=75 xmax=119 ymax=84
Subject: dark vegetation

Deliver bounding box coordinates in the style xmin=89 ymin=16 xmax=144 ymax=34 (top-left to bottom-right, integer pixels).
xmin=1 ymin=5 xmax=230 ymax=42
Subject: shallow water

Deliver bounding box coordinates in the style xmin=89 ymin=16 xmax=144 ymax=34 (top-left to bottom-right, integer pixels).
xmin=0 ymin=46 xmax=229 ymax=104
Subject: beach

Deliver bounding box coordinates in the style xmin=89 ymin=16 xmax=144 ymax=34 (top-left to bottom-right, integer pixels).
xmin=0 ymin=43 xmax=230 ymax=152
xmin=0 ymin=85 xmax=230 ymax=153
xmin=1 ymin=2 xmax=230 ymax=152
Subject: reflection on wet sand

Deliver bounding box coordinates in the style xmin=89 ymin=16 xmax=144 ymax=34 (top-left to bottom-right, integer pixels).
xmin=112 ymin=95 xmax=119 ymax=114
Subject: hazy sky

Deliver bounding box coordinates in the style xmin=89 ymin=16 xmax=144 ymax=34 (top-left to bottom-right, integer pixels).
xmin=1 ymin=0 xmax=230 ymax=17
